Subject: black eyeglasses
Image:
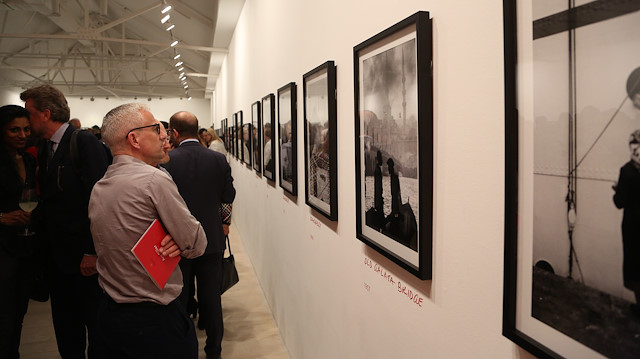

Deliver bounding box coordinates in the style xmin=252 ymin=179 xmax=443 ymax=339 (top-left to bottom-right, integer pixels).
xmin=125 ymin=123 xmax=161 ymax=139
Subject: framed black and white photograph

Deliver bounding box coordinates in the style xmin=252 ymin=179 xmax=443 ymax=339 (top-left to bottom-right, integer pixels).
xmin=354 ymin=11 xmax=433 ymax=280
xmin=242 ymin=121 xmax=252 ymax=168
xmin=303 ymin=61 xmax=338 ymax=221
xmin=278 ymin=82 xmax=298 ymax=196
xmin=262 ymin=93 xmax=276 ymax=181
xmin=227 ymin=124 xmax=233 ymax=158
xmin=252 ymin=101 xmax=262 ymax=174
xmin=222 ymin=118 xmax=228 ymax=153
xmin=503 ymin=1 xmax=640 ymax=358
xmin=238 ymin=111 xmax=245 ymax=163
xmin=233 ymin=112 xmax=239 ymax=159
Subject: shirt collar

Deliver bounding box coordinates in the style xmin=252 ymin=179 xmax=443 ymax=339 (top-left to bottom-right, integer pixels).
xmin=50 ymin=122 xmax=69 ymax=145
xmin=179 ymin=139 xmax=200 ymax=146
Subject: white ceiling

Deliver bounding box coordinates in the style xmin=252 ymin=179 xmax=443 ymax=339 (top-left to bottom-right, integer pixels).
xmin=0 ymin=0 xmax=245 ymax=99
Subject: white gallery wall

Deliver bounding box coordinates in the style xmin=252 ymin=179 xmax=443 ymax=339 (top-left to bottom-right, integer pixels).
xmin=0 ymin=89 xmax=212 ymax=129
xmin=215 ymin=1 xmax=533 ymax=358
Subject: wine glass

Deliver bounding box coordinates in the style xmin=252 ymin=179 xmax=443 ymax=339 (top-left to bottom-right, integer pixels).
xmin=18 ymin=185 xmax=38 ymax=236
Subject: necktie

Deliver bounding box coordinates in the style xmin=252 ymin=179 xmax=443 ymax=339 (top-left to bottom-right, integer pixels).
xmin=47 ymin=140 xmax=55 ymax=168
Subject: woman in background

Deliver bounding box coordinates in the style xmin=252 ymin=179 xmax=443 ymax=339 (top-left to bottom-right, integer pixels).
xmin=206 ymin=128 xmax=227 ymax=157
xmin=0 ymin=104 xmax=38 ymax=359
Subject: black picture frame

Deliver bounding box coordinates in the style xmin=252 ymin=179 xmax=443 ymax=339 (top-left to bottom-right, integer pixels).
xmin=503 ymin=1 xmax=640 ymax=358
xmin=354 ymin=11 xmax=433 ymax=280
xmin=233 ymin=113 xmax=239 ymax=159
xmin=303 ymin=61 xmax=338 ymax=221
xmin=262 ymin=93 xmax=276 ymax=181
xmin=222 ymin=118 xmax=228 ymax=152
xmin=236 ymin=110 xmax=246 ymax=163
xmin=228 ymin=123 xmax=234 ymax=158
xmin=278 ymin=82 xmax=298 ymax=196
xmin=252 ymin=101 xmax=262 ymax=175
xmin=242 ymin=123 xmax=252 ymax=168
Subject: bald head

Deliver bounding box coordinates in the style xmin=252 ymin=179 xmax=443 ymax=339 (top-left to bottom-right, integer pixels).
xmin=169 ymin=111 xmax=199 ymax=138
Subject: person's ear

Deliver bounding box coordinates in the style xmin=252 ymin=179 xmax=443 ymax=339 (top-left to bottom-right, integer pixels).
xmin=42 ymin=108 xmax=52 ymax=121
xmin=127 ymin=132 xmax=142 ymax=149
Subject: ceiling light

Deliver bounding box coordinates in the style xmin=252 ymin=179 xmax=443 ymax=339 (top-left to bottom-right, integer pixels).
xmin=182 ymin=81 xmax=187 ymax=85
xmin=161 ymin=15 xmax=170 ymax=24
xmin=178 ymin=67 xmax=184 ymax=72
xmin=170 ymin=40 xmax=178 ymax=47
xmin=184 ymin=85 xmax=188 ymax=89
xmin=175 ymin=61 xmax=183 ymax=67
xmin=188 ymin=97 xmax=192 ymax=101
xmin=166 ymin=24 xmax=175 ymax=31
xmin=173 ymin=54 xmax=180 ymax=60
xmin=162 ymin=5 xmax=172 ymax=14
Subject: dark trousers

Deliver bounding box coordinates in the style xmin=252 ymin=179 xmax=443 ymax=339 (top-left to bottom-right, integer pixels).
xmin=0 ymin=245 xmax=33 ymax=359
xmin=179 ymin=252 xmax=224 ymax=359
xmin=96 ymin=294 xmax=198 ymax=359
xmin=49 ymin=268 xmax=101 ymax=359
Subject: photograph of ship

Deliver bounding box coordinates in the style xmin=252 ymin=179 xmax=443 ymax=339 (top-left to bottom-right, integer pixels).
xmin=361 ymin=37 xmax=418 ymax=251
xmin=527 ymin=1 xmax=640 ymax=357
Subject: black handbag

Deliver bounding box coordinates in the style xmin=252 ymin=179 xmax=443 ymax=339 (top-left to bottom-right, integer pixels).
xmin=221 ymin=235 xmax=239 ymax=294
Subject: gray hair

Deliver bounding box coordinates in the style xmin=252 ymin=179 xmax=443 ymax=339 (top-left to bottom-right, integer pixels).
xmin=101 ymin=103 xmax=150 ymax=151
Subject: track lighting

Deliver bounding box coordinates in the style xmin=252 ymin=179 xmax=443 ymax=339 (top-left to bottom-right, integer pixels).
xmin=175 ymin=61 xmax=183 ymax=67
xmin=178 ymin=67 xmax=184 ymax=72
xmin=161 ymin=15 xmax=170 ymax=24
xmin=162 ymin=5 xmax=172 ymax=14
xmin=170 ymin=40 xmax=178 ymax=47
xmin=174 ymin=54 xmax=180 ymax=60
xmin=166 ymin=24 xmax=175 ymax=31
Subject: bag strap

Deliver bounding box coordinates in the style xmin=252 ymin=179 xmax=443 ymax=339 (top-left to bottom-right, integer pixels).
xmin=70 ymin=128 xmax=82 ymax=177
xmin=225 ymin=235 xmax=233 ymax=255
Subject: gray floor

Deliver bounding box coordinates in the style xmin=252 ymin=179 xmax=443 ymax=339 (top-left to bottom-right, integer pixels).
xmin=18 ymin=225 xmax=290 ymax=359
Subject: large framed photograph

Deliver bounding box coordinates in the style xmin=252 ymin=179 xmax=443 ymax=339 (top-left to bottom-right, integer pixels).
xmin=354 ymin=11 xmax=433 ymax=280
xmin=262 ymin=93 xmax=276 ymax=181
xmin=252 ymin=101 xmax=262 ymax=175
xmin=278 ymin=82 xmax=298 ymax=195
xmin=303 ymin=61 xmax=338 ymax=221
xmin=503 ymin=1 xmax=640 ymax=358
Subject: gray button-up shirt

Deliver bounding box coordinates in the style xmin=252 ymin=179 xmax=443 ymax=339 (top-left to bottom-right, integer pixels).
xmin=89 ymin=155 xmax=206 ymax=304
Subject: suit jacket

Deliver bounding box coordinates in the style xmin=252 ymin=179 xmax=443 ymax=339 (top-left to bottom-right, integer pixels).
xmin=35 ymin=125 xmax=110 ymax=273
xmin=163 ymin=141 xmax=235 ymax=254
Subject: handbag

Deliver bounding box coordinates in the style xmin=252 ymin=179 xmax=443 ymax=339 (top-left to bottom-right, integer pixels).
xmin=221 ymin=235 xmax=239 ymax=294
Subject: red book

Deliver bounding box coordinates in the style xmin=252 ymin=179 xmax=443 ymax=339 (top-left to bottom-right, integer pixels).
xmin=131 ymin=219 xmax=181 ymax=289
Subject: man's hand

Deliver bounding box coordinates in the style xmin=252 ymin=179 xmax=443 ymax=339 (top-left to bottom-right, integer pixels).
xmin=80 ymin=255 xmax=98 ymax=276
xmin=223 ymin=224 xmax=230 ymax=235
xmin=0 ymin=210 xmax=30 ymax=226
xmin=159 ymin=234 xmax=182 ymax=258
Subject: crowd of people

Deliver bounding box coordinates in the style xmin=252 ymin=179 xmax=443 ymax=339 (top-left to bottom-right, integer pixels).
xmin=0 ymin=84 xmax=235 ymax=359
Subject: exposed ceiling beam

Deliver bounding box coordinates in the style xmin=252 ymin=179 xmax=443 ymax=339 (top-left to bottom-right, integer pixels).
xmin=94 ymin=2 xmax=161 ymax=33
xmin=0 ymin=33 xmax=228 ymax=53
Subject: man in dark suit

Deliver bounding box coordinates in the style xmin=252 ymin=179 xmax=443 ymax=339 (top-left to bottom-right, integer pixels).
xmin=21 ymin=85 xmax=110 ymax=359
xmin=162 ymin=111 xmax=235 ymax=359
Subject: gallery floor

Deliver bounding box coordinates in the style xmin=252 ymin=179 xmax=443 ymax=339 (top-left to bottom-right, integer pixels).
xmin=18 ymin=225 xmax=290 ymax=359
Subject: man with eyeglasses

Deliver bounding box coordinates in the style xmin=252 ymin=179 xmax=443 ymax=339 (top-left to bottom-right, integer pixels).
xmin=20 ymin=85 xmax=110 ymax=359
xmin=88 ymin=103 xmax=206 ymax=359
